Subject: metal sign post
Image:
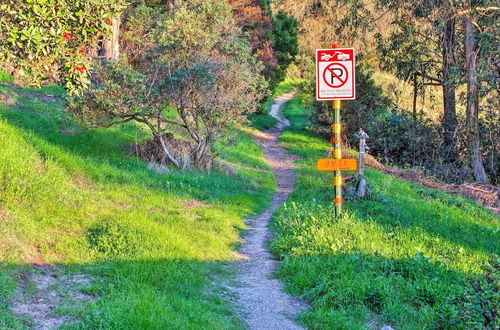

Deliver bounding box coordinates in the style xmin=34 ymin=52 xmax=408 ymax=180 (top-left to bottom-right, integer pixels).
xmin=332 ymin=99 xmax=343 ymax=217
xmin=316 ymin=44 xmax=357 ymax=218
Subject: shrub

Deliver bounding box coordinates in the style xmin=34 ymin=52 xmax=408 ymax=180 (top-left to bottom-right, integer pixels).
xmin=70 ymin=0 xmax=267 ymax=171
xmin=0 ymin=0 xmax=127 ymax=93
xmin=436 ymin=257 xmax=500 ymax=328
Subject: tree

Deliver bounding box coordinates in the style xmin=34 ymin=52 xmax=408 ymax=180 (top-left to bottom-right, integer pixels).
xmin=0 ymin=0 xmax=127 ymax=93
xmin=375 ymin=0 xmax=460 ymax=148
xmin=269 ymin=10 xmax=299 ymax=90
xmin=459 ymin=1 xmax=498 ymax=183
xmin=272 ymin=0 xmax=373 ymax=56
xmin=226 ymin=0 xmax=278 ymax=79
xmin=376 ymin=0 xmax=498 ymax=182
xmin=70 ymin=0 xmax=267 ymax=170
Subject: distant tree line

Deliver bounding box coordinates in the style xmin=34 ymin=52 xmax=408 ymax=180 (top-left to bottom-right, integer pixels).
xmin=275 ymin=0 xmax=499 ymax=184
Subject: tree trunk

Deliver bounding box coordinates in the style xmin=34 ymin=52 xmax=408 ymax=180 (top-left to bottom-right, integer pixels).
xmin=194 ymin=137 xmax=211 ymax=170
xmin=413 ymin=72 xmax=418 ymax=121
xmin=157 ymin=134 xmax=180 ymax=168
xmin=98 ymin=17 xmax=121 ymax=59
xmin=442 ymin=15 xmax=458 ymax=147
xmin=463 ymin=13 xmax=488 ymax=183
xmin=166 ymin=0 xmax=179 ymax=12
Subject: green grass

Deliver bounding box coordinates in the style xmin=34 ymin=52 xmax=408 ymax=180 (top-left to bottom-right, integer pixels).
xmin=272 ymin=78 xmax=301 ymax=97
xmin=0 ymin=71 xmax=13 ymax=83
xmin=270 ymin=96 xmax=499 ymax=329
xmin=0 ymin=83 xmax=275 ymax=329
xmin=247 ymin=113 xmax=277 ymax=131
xmin=248 ymin=78 xmax=305 ymax=131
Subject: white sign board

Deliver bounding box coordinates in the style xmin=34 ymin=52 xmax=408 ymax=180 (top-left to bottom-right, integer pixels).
xmin=316 ymin=48 xmax=356 ymax=100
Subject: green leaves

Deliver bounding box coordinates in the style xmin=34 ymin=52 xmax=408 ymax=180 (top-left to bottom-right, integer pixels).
xmin=0 ymin=0 xmax=128 ymax=94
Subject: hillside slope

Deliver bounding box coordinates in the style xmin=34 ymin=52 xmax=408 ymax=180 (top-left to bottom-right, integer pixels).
xmin=269 ymin=95 xmax=499 ymax=329
xmin=0 ymin=83 xmax=275 ymax=328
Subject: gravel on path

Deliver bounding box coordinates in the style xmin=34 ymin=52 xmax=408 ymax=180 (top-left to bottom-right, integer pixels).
xmin=232 ymin=92 xmax=306 ymax=330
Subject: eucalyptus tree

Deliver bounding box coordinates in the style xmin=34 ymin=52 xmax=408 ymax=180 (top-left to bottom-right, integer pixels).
xmin=376 ymin=0 xmax=498 ymax=182
xmin=459 ymin=1 xmax=498 ymax=182
xmin=375 ymin=0 xmax=461 ymax=149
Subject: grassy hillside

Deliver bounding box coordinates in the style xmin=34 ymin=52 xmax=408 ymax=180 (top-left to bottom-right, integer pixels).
xmin=0 ymin=83 xmax=275 ymax=328
xmin=270 ymin=96 xmax=499 ymax=329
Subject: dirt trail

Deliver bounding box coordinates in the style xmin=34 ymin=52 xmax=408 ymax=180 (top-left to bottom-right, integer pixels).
xmin=232 ymin=92 xmax=305 ymax=329
xmin=11 ymin=265 xmax=96 ymax=329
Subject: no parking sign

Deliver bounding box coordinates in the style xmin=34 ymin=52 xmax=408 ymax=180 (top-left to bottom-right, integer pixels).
xmin=316 ymin=48 xmax=355 ymax=100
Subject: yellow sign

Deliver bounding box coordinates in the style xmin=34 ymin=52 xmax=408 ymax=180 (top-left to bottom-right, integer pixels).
xmin=317 ymin=158 xmax=357 ymax=171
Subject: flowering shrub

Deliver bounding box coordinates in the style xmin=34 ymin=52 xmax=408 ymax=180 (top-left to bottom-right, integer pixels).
xmin=0 ymin=0 xmax=127 ymax=93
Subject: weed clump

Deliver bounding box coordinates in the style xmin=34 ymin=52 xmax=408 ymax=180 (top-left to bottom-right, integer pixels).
xmin=436 ymin=257 xmax=500 ymax=329
xmin=87 ymin=219 xmax=142 ymax=258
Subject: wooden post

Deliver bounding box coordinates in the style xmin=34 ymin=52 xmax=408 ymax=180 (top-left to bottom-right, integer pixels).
xmin=356 ymin=129 xmax=369 ymax=197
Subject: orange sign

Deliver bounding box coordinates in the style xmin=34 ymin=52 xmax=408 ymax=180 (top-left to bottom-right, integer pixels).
xmin=317 ymin=158 xmax=357 ymax=171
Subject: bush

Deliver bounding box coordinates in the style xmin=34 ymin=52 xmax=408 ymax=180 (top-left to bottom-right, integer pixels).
xmin=0 ymin=0 xmax=127 ymax=93
xmin=436 ymin=257 xmax=500 ymax=328
xmin=70 ymin=0 xmax=267 ymax=171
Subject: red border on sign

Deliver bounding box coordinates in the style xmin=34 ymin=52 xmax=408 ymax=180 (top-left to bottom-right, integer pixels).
xmin=323 ymin=63 xmax=349 ymax=88
xmin=316 ymin=48 xmax=356 ymax=100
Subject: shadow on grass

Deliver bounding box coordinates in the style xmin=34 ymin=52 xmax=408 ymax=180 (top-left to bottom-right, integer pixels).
xmin=352 ymin=170 xmax=499 ymax=258
xmin=0 ymin=257 xmax=243 ymax=330
xmin=275 ymin=252 xmax=491 ymax=329
xmin=280 ymin=125 xmax=499 ymax=258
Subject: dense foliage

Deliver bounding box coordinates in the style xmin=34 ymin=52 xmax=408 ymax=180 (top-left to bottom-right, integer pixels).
xmin=0 ymin=0 xmax=127 ymax=93
xmin=437 ymin=257 xmax=500 ymax=328
xmin=226 ymin=0 xmax=278 ymax=78
xmin=268 ymin=11 xmax=299 ymax=92
xmin=375 ymin=0 xmax=499 ymax=183
xmin=270 ymin=94 xmax=499 ymax=329
xmin=70 ymin=0 xmax=267 ymax=170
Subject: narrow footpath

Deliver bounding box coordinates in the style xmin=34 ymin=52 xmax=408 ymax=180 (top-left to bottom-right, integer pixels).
xmin=232 ymin=92 xmax=305 ymax=329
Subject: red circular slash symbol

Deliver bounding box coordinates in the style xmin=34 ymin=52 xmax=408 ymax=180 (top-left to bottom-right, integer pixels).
xmin=323 ymin=63 xmax=348 ymax=88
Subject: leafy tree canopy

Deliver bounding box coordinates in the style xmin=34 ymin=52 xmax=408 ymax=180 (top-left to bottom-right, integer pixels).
xmin=0 ymin=0 xmax=127 ymax=93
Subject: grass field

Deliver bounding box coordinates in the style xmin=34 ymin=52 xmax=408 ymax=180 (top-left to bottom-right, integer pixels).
xmin=0 ymin=83 xmax=275 ymax=329
xmin=270 ymin=96 xmax=499 ymax=329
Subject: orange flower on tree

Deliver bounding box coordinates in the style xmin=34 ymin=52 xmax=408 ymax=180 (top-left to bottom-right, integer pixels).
xmin=105 ymin=18 xmax=112 ymax=26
